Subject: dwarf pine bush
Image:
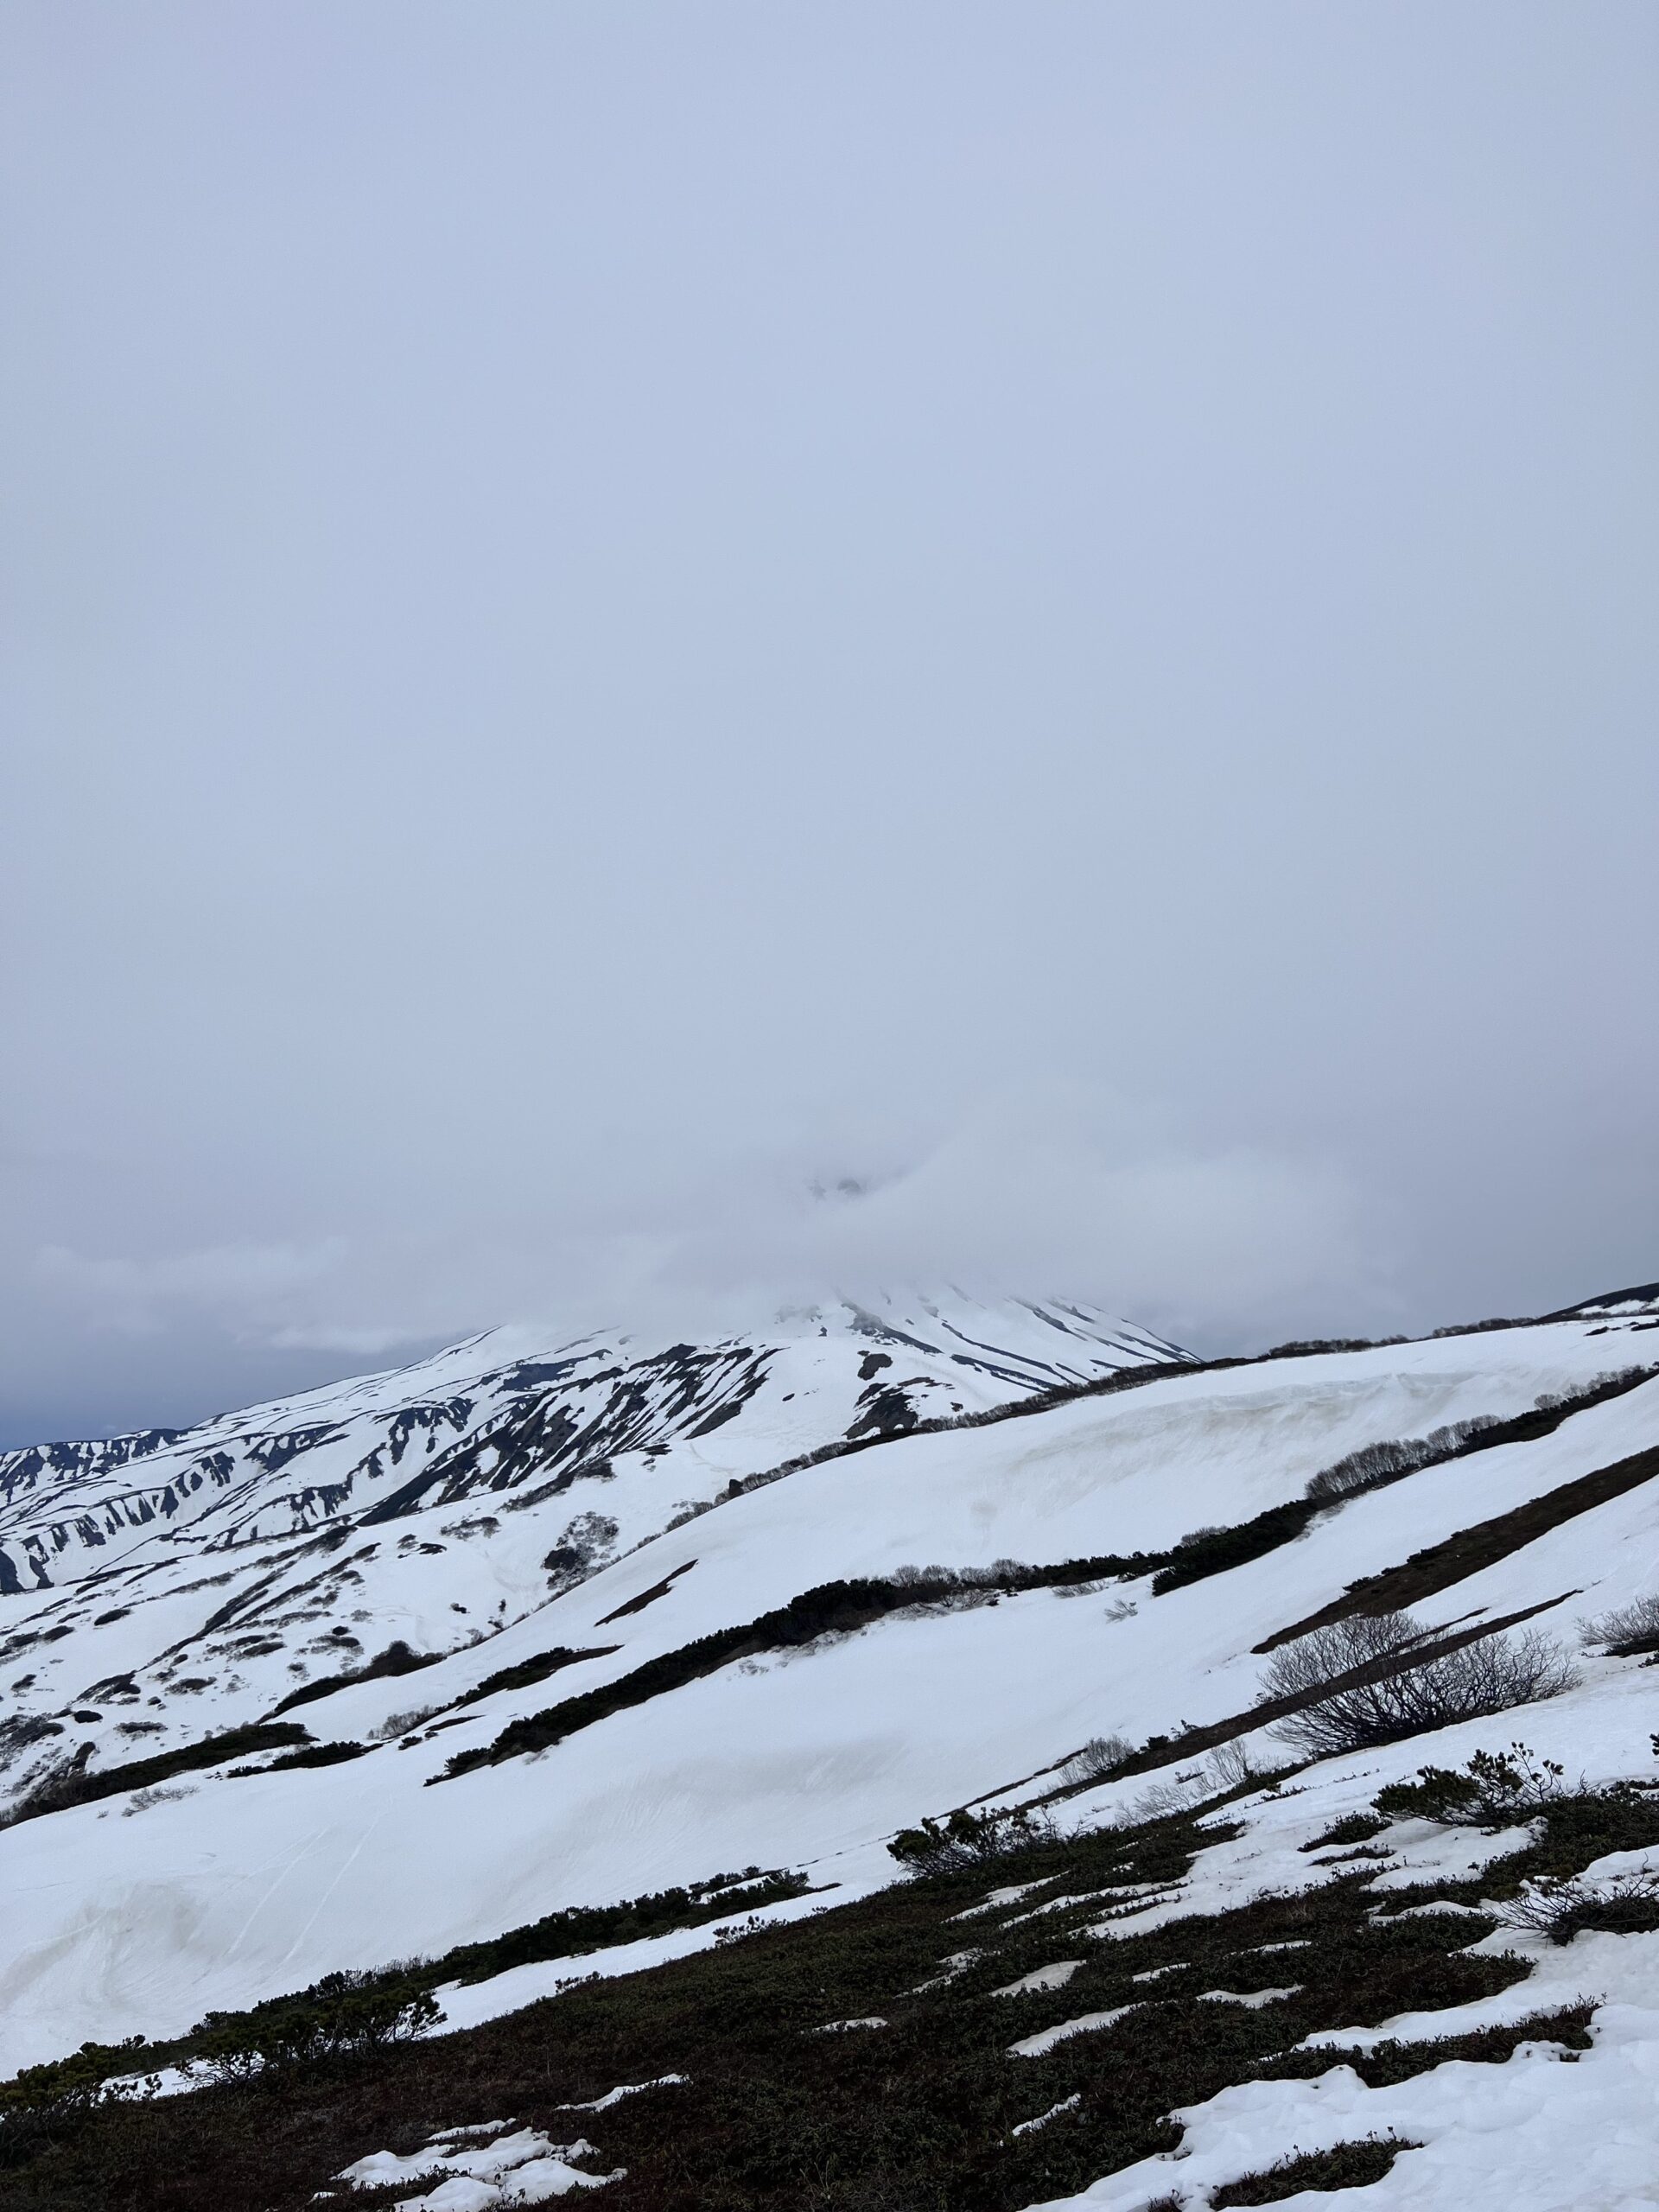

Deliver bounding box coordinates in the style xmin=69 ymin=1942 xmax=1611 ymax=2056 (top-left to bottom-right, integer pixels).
xmin=887 ymin=1806 xmax=1053 ymax=1876
xmin=1373 ymin=1743 xmax=1571 ymax=1827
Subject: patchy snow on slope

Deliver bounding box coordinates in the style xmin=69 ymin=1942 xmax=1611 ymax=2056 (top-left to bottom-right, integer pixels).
xmin=0 ymin=1293 xmax=1176 ymax=1808
xmin=1008 ymin=2005 xmax=1141 ymax=2057
xmin=1027 ymin=1866 xmax=1659 ymax=2212
xmin=3 ymin=1285 xmax=1659 ymax=2158
xmin=1027 ymin=2020 xmax=1659 ymax=2212
xmin=336 ymin=2122 xmax=623 ymax=2205
xmin=555 ymin=2076 xmax=687 ymax=2113
xmin=993 ymin=1960 xmax=1086 ymax=1996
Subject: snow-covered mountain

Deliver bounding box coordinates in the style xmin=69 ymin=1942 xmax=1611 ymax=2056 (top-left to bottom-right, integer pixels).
xmin=0 ymin=1294 xmax=1179 ymax=1816
xmin=4 ymin=1281 xmax=1659 ymax=2212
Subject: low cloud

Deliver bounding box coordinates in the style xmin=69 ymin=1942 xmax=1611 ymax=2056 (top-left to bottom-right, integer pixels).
xmin=35 ymin=1238 xmax=402 ymax=1352
xmin=31 ymin=1091 xmax=1370 ymax=1395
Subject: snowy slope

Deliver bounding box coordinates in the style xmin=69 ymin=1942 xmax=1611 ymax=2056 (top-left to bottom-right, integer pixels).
xmin=0 ymin=1294 xmax=1176 ymax=1806
xmin=1 ymin=1286 xmax=1656 ymax=2088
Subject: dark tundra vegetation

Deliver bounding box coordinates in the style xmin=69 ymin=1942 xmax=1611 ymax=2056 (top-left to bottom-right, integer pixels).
xmin=3 ymin=1751 xmax=1648 ymax=2211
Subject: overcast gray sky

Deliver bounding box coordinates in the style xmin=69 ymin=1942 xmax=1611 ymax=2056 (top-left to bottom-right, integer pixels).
xmin=3 ymin=3 xmax=1656 ymax=1445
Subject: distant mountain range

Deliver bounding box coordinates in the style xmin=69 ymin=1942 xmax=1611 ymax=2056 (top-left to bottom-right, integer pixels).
xmin=0 ymin=1293 xmax=1179 ymax=1806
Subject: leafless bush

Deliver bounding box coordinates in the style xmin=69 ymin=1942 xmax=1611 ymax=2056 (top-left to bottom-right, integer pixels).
xmin=123 ymin=1785 xmax=194 ymax=1815
xmin=663 ymin=1497 xmax=715 ymax=1532
xmin=1579 ymin=1593 xmax=1659 ymax=1657
xmin=712 ymin=1915 xmax=768 ymax=1947
xmin=1062 ymin=1735 xmax=1133 ymax=1785
xmin=537 ymin=1511 xmax=621 ymax=1589
xmin=1306 ymin=1370 xmax=1657 ymax=1506
xmin=1262 ymin=1611 xmax=1579 ymax=1760
xmin=1205 ymin=1738 xmax=1265 ymax=1791
xmin=1120 ymin=1770 xmax=1211 ymax=1823
xmin=377 ymin=1705 xmax=442 ymax=1740
xmin=1304 ymin=1419 xmax=1502 ymax=1503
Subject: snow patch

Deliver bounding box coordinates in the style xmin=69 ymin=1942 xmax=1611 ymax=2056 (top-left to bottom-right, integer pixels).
xmin=338 ymin=2123 xmax=622 ymax=2206
xmin=1008 ymin=2005 xmax=1140 ymax=2058
xmin=992 ymin=1960 xmax=1085 ymax=1996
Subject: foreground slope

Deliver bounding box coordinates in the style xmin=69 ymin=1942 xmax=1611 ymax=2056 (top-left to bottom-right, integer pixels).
xmin=29 ymin=1657 xmax=1659 ymax=2212
xmin=2 ymin=1286 xmax=1657 ymax=2108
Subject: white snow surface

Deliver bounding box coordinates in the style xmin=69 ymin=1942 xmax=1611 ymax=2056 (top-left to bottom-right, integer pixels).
xmin=1026 ymin=2023 xmax=1659 ymax=2212
xmin=337 ymin=2121 xmax=622 ymax=2205
xmin=993 ymin=1960 xmax=1087 ymax=1996
xmin=0 ymin=1292 xmax=1171 ymax=1765
xmin=4 ymin=1278 xmax=1659 ymax=2212
xmin=1008 ymin=2005 xmax=1141 ymax=2058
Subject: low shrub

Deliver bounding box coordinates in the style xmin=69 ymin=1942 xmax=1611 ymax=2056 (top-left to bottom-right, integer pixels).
xmin=1580 ymin=1593 xmax=1659 ymax=1658
xmin=1262 ymin=1613 xmax=1578 ymax=1761
xmin=228 ymin=1740 xmax=370 ymax=1775
xmin=1300 ymin=1812 xmax=1386 ymax=1852
xmin=1514 ymin=1787 xmax=1659 ymax=1879
xmin=1061 ymin=1736 xmax=1134 ymax=1785
xmin=3 ymin=1724 xmax=315 ymax=1826
xmin=454 ymin=1643 xmax=619 ymax=1708
xmin=1374 ymin=1745 xmax=1570 ymax=1828
xmin=1211 ymin=2134 xmax=1420 ymax=2204
xmin=1263 ymin=2005 xmax=1592 ymax=2086
xmin=1147 ymin=1370 xmax=1659 ymax=1606
xmin=270 ymin=1640 xmax=440 ymax=1717
xmin=0 ymin=2040 xmax=152 ymax=2168
xmin=1268 ymin=1436 xmax=1659 ymax=1661
xmin=445 ymin=1566 xmax=1166 ymax=1777
xmin=1261 ymin=1338 xmax=1408 ymax=1358
xmin=1151 ymin=1501 xmax=1319 ymax=1594
xmin=0 ymin=1788 xmax=1579 ymax=2212
xmin=189 ymin=1972 xmax=440 ymax=2084
xmin=887 ymin=1807 xmax=1054 ymax=1876
xmin=432 ymin=1866 xmax=811 ymax=1986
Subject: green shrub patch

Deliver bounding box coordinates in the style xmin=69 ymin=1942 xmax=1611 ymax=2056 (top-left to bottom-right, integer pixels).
xmin=1262 ymin=2003 xmax=1592 ymax=2087
xmin=1211 ymin=2135 xmax=1419 ymax=2205
xmin=270 ymin=1640 xmax=441 ymax=1716
xmin=3 ymin=1770 xmax=1613 ymax=2212
xmin=3 ymin=1724 xmax=315 ymax=1825
xmin=431 ymin=1868 xmax=817 ymax=1987
xmin=454 ymin=1644 xmax=620 ymax=1708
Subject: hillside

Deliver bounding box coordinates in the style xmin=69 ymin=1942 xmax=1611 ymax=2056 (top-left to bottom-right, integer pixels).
xmin=0 ymin=1294 xmax=1176 ymax=1825
xmin=2 ymin=1283 xmax=1658 ymax=2211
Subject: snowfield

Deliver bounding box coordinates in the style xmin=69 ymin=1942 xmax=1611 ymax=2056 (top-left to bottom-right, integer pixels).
xmin=0 ymin=1294 xmax=1173 ymax=1752
xmin=4 ymin=1284 xmax=1659 ymax=2212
